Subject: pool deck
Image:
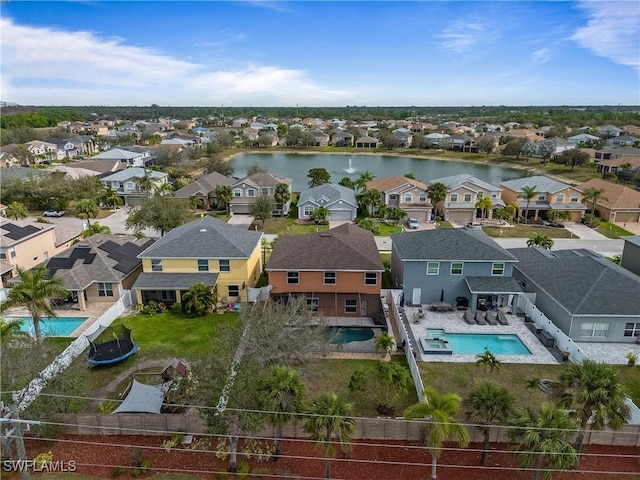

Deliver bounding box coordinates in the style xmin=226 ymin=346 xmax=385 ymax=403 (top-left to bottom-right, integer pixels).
xmin=403 ymin=305 xmax=559 ymax=364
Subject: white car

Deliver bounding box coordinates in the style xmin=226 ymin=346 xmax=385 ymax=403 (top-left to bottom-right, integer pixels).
xmin=407 ymin=218 xmax=419 ymax=229
xmin=43 ymin=210 xmax=65 ymax=217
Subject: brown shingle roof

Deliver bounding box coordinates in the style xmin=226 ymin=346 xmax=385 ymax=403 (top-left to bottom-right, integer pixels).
xmin=365 ymin=176 xmax=428 ymax=192
xmin=266 ymin=223 xmax=383 ymax=271
xmin=578 ymin=179 xmax=640 ymax=210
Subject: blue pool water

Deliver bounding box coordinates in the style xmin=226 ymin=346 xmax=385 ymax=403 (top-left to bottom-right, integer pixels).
xmin=326 ymin=327 xmax=376 ymax=344
xmin=427 ymin=329 xmax=531 ymax=355
xmin=10 ymin=316 xmax=88 ymax=337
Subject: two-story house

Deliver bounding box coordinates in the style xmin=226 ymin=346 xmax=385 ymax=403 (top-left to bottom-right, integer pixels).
xmin=266 ymin=224 xmax=384 ymax=318
xmin=45 ymin=234 xmax=154 ymax=311
xmin=92 ymin=147 xmax=148 ymax=167
xmin=391 ymin=228 xmax=522 ymax=312
xmin=578 ymin=179 xmax=640 ymax=223
xmin=297 ymin=183 xmax=358 ymax=221
xmin=174 ymin=171 xmax=235 ymax=210
xmin=430 ymin=174 xmax=505 ymax=224
xmin=0 ymin=219 xmax=83 ymax=283
xmin=500 ymin=175 xmax=586 ymax=222
xmin=99 ymin=168 xmax=169 ymax=206
xmin=364 ymin=176 xmax=432 ymax=221
xmin=133 ymin=216 xmax=263 ymax=305
xmin=331 ymin=131 xmax=354 ymax=147
xmin=228 ymin=173 xmax=293 ymax=217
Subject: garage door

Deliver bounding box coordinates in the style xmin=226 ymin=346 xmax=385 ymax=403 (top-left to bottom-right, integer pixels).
xmin=406 ymin=209 xmax=429 ymax=221
xmin=448 ymin=210 xmax=473 ymax=223
xmin=613 ymin=211 xmax=640 ymax=222
xmin=230 ymin=204 xmax=252 ymax=215
xmin=329 ymin=209 xmax=353 ymax=221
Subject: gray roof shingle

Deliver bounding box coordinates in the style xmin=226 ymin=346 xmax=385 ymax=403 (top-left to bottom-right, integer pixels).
xmin=133 ymin=272 xmax=219 ymax=289
xmin=298 ymin=183 xmax=357 ymax=207
xmin=391 ymin=228 xmax=517 ymax=261
xmin=500 ymin=175 xmax=577 ymax=194
xmin=174 ymin=171 xmax=234 ymax=198
xmin=138 ymin=216 xmax=262 ymax=259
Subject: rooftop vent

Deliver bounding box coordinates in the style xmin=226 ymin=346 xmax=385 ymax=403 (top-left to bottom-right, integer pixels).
xmin=200 ymin=229 xmax=207 ymax=232
xmin=319 ymin=233 xmax=332 ymax=237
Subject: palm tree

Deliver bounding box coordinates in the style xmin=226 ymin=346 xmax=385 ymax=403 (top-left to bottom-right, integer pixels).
xmin=359 ymin=188 xmax=382 ymax=216
xmin=507 ymin=403 xmax=578 ymax=480
xmin=355 ymin=169 xmax=375 ymax=193
xmin=403 ymin=387 xmax=469 ymax=479
xmin=274 ymin=183 xmax=291 ymax=216
xmin=581 ymin=187 xmax=608 ymax=217
xmin=181 ymin=282 xmax=217 ymax=316
xmin=0 ymin=265 xmax=69 ymax=341
xmin=134 ymin=169 xmax=155 ymax=193
xmin=475 ymin=349 xmax=501 ymax=376
xmin=259 ymin=366 xmax=306 ymax=459
xmin=521 ymin=186 xmax=538 ymax=224
xmin=82 ymin=222 xmax=111 ymax=238
xmin=153 ymin=181 xmax=174 ymax=197
xmin=373 ymin=332 xmax=395 ymax=358
xmin=427 ymin=182 xmax=448 ymax=218
xmin=527 ymin=234 xmax=554 ymax=250
xmin=0 ymin=317 xmax=28 ymax=341
xmin=475 ymin=196 xmax=493 ymax=224
xmin=505 ymin=201 xmax=521 ymax=222
xmin=74 ymin=198 xmax=99 ymax=227
xmin=304 ymin=393 xmax=356 ymax=479
xmin=465 ymin=381 xmax=514 ymax=465
xmin=103 ymin=186 xmax=123 ymax=210
xmin=214 ymin=185 xmax=232 ymax=212
xmin=556 ymin=360 xmax=630 ymax=464
xmin=6 ymin=201 xmax=29 ymax=221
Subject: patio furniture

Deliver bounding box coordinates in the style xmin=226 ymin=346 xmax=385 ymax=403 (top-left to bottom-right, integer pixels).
xmin=496 ymin=310 xmax=509 ymax=325
xmin=475 ymin=310 xmax=487 ymax=325
xmin=431 ymin=301 xmax=453 ymax=312
xmin=463 ymin=309 xmax=475 ymax=325
xmin=486 ymin=310 xmax=498 ymax=325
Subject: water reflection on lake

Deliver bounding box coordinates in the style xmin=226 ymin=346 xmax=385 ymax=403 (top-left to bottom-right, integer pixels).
xmin=231 ymin=152 xmax=527 ymax=191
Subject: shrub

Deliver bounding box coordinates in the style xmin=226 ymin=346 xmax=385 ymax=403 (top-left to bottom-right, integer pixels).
xmin=236 ymin=461 xmax=250 ymax=480
xmin=170 ymin=302 xmax=183 ymax=314
xmin=33 ymin=451 xmax=53 ymax=468
xmin=130 ymin=448 xmax=144 ymax=468
xmin=111 ymin=466 xmax=126 ymax=477
xmin=242 ymin=439 xmax=275 ymax=462
xmin=214 ymin=438 xmax=230 ymax=460
xmin=215 ymin=472 xmax=228 ymax=480
xmin=583 ymin=213 xmax=600 ymax=228
xmin=98 ymin=400 xmax=118 ymax=413
xmin=162 ymin=433 xmax=185 ymax=451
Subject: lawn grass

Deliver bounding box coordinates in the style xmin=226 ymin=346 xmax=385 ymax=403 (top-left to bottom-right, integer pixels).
xmin=435 ymin=220 xmax=454 ymax=229
xmin=482 ymin=224 xmax=575 ymax=238
xmin=596 ymin=221 xmax=634 ymax=239
xmin=252 ymin=217 xmax=329 ymax=234
xmin=374 ymin=222 xmax=403 ymax=235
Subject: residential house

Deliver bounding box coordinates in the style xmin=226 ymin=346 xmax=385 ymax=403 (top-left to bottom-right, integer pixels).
xmin=266 ymin=224 xmax=384 ymax=318
xmin=597 ymin=125 xmax=623 ymax=138
xmin=65 ymin=135 xmax=96 ymax=156
xmin=509 ymin=248 xmax=640 ymax=343
xmin=297 ymin=183 xmax=358 ymax=221
xmin=92 ymin=147 xmax=148 ymax=167
xmin=0 ymin=144 xmax=19 ymax=167
xmin=307 ymin=129 xmax=330 ymax=147
xmin=24 ymin=140 xmax=57 ymax=162
xmin=595 ymin=146 xmax=640 ymax=161
xmin=548 ymin=137 xmax=576 ymax=156
xmin=232 ymin=118 xmax=248 ymax=128
xmin=425 ymin=132 xmax=451 ymax=148
xmin=74 ymin=159 xmax=127 ymax=175
xmin=0 ymin=166 xmax=49 ymax=182
xmin=174 ymin=171 xmax=235 ymax=210
xmin=160 ymin=138 xmax=196 ymax=147
xmin=620 ymin=236 xmax=640 ymax=277
xmin=43 ymin=138 xmax=80 ymax=159
xmin=500 ymin=175 xmax=586 ymax=222
xmin=44 ymin=234 xmax=155 ymax=311
xmin=228 ymin=173 xmax=293 ymax=217
xmin=133 ymin=216 xmax=263 ymax=305
xmin=594 ymin=155 xmax=640 ymax=175
xmin=49 ymin=165 xmax=100 ymax=179
xmin=99 ymin=168 xmax=170 ymax=206
xmin=567 ymin=133 xmax=601 ymax=145
xmin=355 ymin=136 xmax=379 ymax=148
xmin=391 ymin=128 xmax=413 ymax=148
xmin=578 ymin=179 xmax=640 ymax=223
xmin=430 ymin=174 xmax=505 ymax=224
xmin=607 ymin=135 xmax=640 ymax=148
xmin=331 ymin=131 xmax=354 ymax=147
xmin=364 ymin=176 xmax=432 ymax=221
xmin=391 ymin=228 xmax=522 ymax=312
xmin=0 ymin=219 xmax=83 ymax=283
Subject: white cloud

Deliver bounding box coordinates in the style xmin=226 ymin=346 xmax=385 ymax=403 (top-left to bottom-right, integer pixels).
xmin=571 ymin=1 xmax=640 ymax=73
xmin=437 ymin=21 xmax=487 ymax=53
xmin=0 ymin=17 xmax=351 ymax=106
xmin=531 ymin=48 xmax=551 ymax=65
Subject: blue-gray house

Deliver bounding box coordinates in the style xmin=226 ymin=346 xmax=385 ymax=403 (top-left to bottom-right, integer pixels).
xmin=391 ymin=228 xmax=522 ymax=311
xmin=297 ymin=183 xmax=358 ymax=222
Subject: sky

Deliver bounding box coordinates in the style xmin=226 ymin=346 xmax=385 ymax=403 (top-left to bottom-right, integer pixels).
xmin=1 ymin=1 xmax=639 ymax=107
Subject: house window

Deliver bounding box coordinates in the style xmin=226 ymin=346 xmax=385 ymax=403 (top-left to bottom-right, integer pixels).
xmin=555 ymin=194 xmax=564 ymax=202
xmin=580 ymin=322 xmax=609 ymax=337
xmin=492 ymin=193 xmax=498 ymax=199
xmin=477 ymin=191 xmax=484 ymax=198
xmin=125 ymin=181 xmax=135 ymax=191
xmin=404 ymin=193 xmax=413 ymax=202
xmin=151 ymin=259 xmax=162 ymax=272
xmin=219 ymin=259 xmax=230 ymax=272
xmin=307 ymin=297 xmax=319 ymax=312
xmin=624 ymin=323 xmax=640 ymax=337
xmin=227 ymin=284 xmax=239 ymax=298
xmin=97 ymin=282 xmax=114 ymax=297
xmin=570 ymin=194 xmax=579 ymax=203
xmin=451 ymin=262 xmax=463 ymax=275
xmin=304 ymin=206 xmax=314 ymax=216
xmin=492 ymin=263 xmax=505 ymax=276
xmin=287 ymin=271 xmax=299 ymax=284
xmin=537 ymin=194 xmax=545 ymax=201
xmin=0 ymin=252 xmax=4 ymax=260
xmin=262 ymin=188 xmax=270 ymax=196
xmin=450 ymin=193 xmax=458 ymax=203
xmin=324 ymin=272 xmax=337 ymax=285
xmin=364 ymin=272 xmax=377 ymax=285
xmin=197 ymin=259 xmax=209 ymax=272
xmin=10 ymin=248 xmax=15 ymax=258
xmin=426 ymin=262 xmax=439 ymax=275
xmin=345 ymin=299 xmax=357 ymax=313
xmin=247 ymin=188 xmax=256 ymax=197
xmin=419 ymin=193 xmax=427 ymax=202
xmin=233 ymin=188 xmax=242 ymax=197
xmin=464 ymin=193 xmax=472 ymax=202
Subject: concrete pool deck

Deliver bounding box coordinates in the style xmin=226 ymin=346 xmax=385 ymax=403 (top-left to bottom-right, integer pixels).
xmin=403 ymin=305 xmax=558 ymax=364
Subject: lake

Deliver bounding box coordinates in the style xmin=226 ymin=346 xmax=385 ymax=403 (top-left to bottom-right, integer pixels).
xmin=230 ymin=153 xmax=527 ymax=191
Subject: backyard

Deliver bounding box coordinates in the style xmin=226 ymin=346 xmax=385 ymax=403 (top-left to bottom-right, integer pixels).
xmin=482 ymin=223 xmax=576 ymax=238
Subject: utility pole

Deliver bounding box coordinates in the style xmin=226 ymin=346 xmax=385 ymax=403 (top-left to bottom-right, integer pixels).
xmin=1 ymin=393 xmax=33 ymax=480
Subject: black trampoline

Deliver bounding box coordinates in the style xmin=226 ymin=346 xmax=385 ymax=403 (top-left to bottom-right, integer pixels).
xmin=86 ymin=324 xmax=138 ymax=366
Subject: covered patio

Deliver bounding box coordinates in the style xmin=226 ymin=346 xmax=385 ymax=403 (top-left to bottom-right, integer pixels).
xmin=463 ymin=276 xmax=523 ymax=313
xmin=132 ymin=272 xmax=219 ymax=305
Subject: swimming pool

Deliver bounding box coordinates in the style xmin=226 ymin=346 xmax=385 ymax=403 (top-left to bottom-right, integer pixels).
xmin=9 ymin=316 xmax=88 ymax=337
xmin=426 ymin=329 xmax=531 ymax=355
xmin=326 ymin=327 xmax=376 ymax=344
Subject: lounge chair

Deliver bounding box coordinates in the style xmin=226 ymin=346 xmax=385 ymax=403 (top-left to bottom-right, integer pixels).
xmin=486 ymin=310 xmax=498 ymax=325
xmin=463 ymin=309 xmax=475 ymax=325
xmin=497 ymin=310 xmax=509 ymax=325
xmin=475 ymin=310 xmax=487 ymax=325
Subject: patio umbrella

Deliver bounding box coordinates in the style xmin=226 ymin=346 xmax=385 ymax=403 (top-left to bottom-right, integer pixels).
xmin=440 ymin=289 xmax=444 ymax=302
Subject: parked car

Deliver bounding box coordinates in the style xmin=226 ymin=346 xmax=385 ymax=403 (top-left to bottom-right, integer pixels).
xmin=43 ymin=210 xmax=65 ymax=217
xmin=407 ymin=218 xmax=419 ymax=229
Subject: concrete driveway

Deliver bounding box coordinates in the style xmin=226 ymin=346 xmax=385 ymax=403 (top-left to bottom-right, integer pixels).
xmin=563 ymin=222 xmax=608 ymax=240
xmin=227 ymin=214 xmax=255 ymax=229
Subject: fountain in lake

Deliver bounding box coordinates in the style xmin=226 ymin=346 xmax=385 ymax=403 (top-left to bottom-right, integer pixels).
xmin=344 ymin=158 xmax=356 ymax=174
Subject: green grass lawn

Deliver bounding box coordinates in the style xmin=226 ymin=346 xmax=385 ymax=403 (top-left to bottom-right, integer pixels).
xmin=252 ymin=217 xmax=329 ymax=234
xmin=435 ymin=220 xmax=454 ymax=229
xmin=482 ymin=223 xmax=575 ymax=238
xmin=374 ymin=222 xmax=403 ymax=235
xmin=596 ymin=221 xmax=635 ymax=239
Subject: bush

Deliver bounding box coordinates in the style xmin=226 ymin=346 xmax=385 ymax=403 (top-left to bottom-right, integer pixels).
xmin=111 ymin=466 xmax=126 ymax=477
xmin=33 ymin=451 xmax=53 ymax=468
xmin=236 ymin=461 xmax=250 ymax=480
xmin=215 ymin=472 xmax=228 ymax=480
xmin=583 ymin=213 xmax=600 ymax=228
xmin=170 ymin=302 xmax=183 ymax=314
xmin=98 ymin=400 xmax=118 ymax=413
